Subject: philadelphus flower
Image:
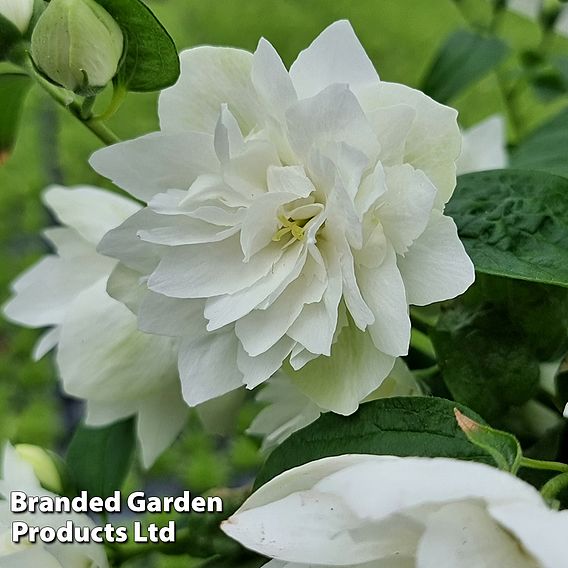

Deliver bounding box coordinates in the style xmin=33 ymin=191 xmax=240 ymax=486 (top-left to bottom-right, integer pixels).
xmin=0 ymin=444 xmax=108 ymax=568
xmin=456 ymin=115 xmax=508 ymax=175
xmin=31 ymin=0 xmax=123 ymax=94
xmin=249 ymin=360 xmax=420 ymax=451
xmin=91 ymin=21 xmax=474 ymax=414
xmin=223 ymin=455 xmax=568 ymax=567
xmin=0 ymin=0 xmax=34 ymax=33
xmin=3 ymin=186 xmax=188 ymax=468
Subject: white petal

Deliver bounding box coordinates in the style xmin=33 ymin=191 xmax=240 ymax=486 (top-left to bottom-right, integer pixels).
xmin=289 ymin=20 xmax=379 ymax=99
xmin=85 ymin=399 xmax=137 ymax=427
xmin=3 ymin=254 xmax=113 ymax=327
xmin=234 ymin=255 xmax=325 ymax=355
xmin=178 ymin=328 xmax=243 ymax=406
xmin=358 ymin=82 xmax=460 ymax=207
xmin=457 ymin=115 xmax=508 ymax=175
xmin=97 ymin=208 xmax=162 ymax=274
xmin=43 ymin=227 xmax=94 ymax=257
xmin=290 ymin=323 xmax=395 ymax=414
xmin=397 ymin=211 xmax=475 ymax=306
xmin=252 ymin=38 xmax=297 ymax=115
xmin=136 ymin=384 xmax=189 ymax=468
xmin=214 ymin=104 xmax=245 ymax=164
xmin=32 ymin=327 xmax=60 ymax=360
xmin=314 ymin=458 xmax=544 ymax=522
xmin=57 ymin=280 xmax=179 ymax=403
xmin=358 ymin=247 xmax=410 ymax=357
xmin=43 ymin=186 xmax=140 ymax=245
xmin=417 ymin=501 xmax=538 ymax=568
xmin=237 ymin=337 xmax=296 ymax=389
xmin=378 ymin=164 xmax=437 ymax=255
xmin=489 ymin=502 xmax=568 ymax=568
xmin=106 ymin=264 xmax=147 ymax=313
xmin=90 ymin=132 xmax=219 ymax=202
xmin=286 ymin=84 xmax=378 ymax=164
xmin=159 ymin=46 xmax=261 ymax=135
xmin=148 ymin=237 xmax=282 ymax=299
xmin=138 ymin=291 xmax=205 ymax=338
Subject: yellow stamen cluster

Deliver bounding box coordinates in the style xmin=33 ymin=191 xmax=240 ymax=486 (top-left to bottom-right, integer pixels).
xmin=272 ymin=213 xmax=307 ymax=243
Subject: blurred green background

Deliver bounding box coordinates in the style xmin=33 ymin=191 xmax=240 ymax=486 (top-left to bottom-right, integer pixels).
xmin=0 ymin=1 xmax=566 ymax=564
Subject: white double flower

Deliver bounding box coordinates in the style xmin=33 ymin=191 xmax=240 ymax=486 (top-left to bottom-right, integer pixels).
xmin=91 ymin=20 xmax=475 ymax=415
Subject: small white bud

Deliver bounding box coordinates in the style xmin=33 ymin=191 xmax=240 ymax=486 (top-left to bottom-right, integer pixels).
xmin=31 ymin=0 xmax=124 ymax=95
xmin=0 ymin=0 xmax=34 ymax=33
xmin=14 ymin=444 xmax=63 ymax=494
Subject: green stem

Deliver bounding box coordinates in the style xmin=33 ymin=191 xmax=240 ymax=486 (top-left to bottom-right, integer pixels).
xmin=520 ymin=457 xmax=568 ymax=474
xmin=22 ymin=54 xmax=120 ymax=146
xmin=95 ymin=80 xmax=127 ymax=122
xmin=541 ymin=471 xmax=568 ymax=502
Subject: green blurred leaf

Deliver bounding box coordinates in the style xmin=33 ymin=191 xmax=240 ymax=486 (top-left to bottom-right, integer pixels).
xmin=94 ymin=0 xmax=179 ymax=92
xmin=255 ymin=397 xmax=493 ymax=488
xmin=454 ymin=408 xmax=522 ymax=473
xmin=448 ymin=170 xmax=568 ymax=287
xmin=422 ymin=29 xmax=509 ymax=103
xmin=432 ymin=304 xmax=540 ymax=421
xmin=510 ymin=108 xmax=568 ymax=178
xmin=0 ymin=14 xmax=22 ymax=60
xmin=0 ymin=73 xmax=32 ymax=163
xmin=66 ymin=418 xmax=135 ymax=498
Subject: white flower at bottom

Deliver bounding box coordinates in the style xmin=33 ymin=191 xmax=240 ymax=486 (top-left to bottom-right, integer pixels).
xmin=0 ymin=444 xmax=108 ymax=568
xmin=3 ymin=186 xmax=187 ymax=468
xmin=223 ymin=455 xmax=568 ymax=567
xmin=91 ymin=20 xmax=474 ymax=415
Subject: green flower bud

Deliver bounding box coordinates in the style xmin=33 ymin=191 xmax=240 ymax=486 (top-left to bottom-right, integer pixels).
xmin=31 ymin=0 xmax=123 ymax=95
xmin=15 ymin=444 xmax=64 ymax=494
xmin=0 ymin=0 xmax=34 ymax=33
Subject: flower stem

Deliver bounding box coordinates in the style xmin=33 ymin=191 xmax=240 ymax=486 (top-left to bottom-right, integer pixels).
xmin=410 ymin=328 xmax=437 ymax=360
xmin=540 ymin=471 xmax=568 ymax=502
xmin=22 ymin=54 xmax=120 ymax=146
xmin=520 ymin=457 xmax=568 ymax=474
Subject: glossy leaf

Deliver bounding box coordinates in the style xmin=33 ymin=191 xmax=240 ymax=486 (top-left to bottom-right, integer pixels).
xmin=432 ymin=304 xmax=540 ymax=421
xmin=255 ymin=397 xmax=493 ymax=488
xmin=448 ymin=170 xmax=568 ymax=288
xmin=94 ymin=0 xmax=179 ymax=92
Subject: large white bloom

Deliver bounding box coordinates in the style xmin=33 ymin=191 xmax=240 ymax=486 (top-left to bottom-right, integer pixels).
xmin=91 ymin=20 xmax=474 ymax=414
xmin=3 ymin=186 xmax=188 ymax=468
xmin=0 ymin=444 xmax=108 ymax=568
xmin=249 ymin=360 xmax=420 ymax=451
xmin=223 ymin=455 xmax=568 ymax=567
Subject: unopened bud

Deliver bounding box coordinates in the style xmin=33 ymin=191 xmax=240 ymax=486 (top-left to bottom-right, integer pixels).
xmin=0 ymin=0 xmax=34 ymax=33
xmin=15 ymin=444 xmax=63 ymax=494
xmin=31 ymin=0 xmax=123 ymax=95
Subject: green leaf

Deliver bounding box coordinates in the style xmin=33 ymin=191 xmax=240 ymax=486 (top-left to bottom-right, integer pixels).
xmin=254 ymin=397 xmax=494 ymax=488
xmin=454 ymin=408 xmax=522 ymax=473
xmin=0 ymin=14 xmax=22 ymax=60
xmin=431 ymin=303 xmax=540 ymax=421
xmin=94 ymin=0 xmax=179 ymax=92
xmin=422 ymin=29 xmax=509 ymax=103
xmin=0 ymin=73 xmax=32 ymax=164
xmin=510 ymin=108 xmax=568 ymax=178
xmin=66 ymin=418 xmax=135 ymax=498
xmin=448 ymin=170 xmax=568 ymax=288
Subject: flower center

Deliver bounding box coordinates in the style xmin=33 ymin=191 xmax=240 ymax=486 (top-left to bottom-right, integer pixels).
xmin=272 ymin=213 xmax=308 ymax=243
